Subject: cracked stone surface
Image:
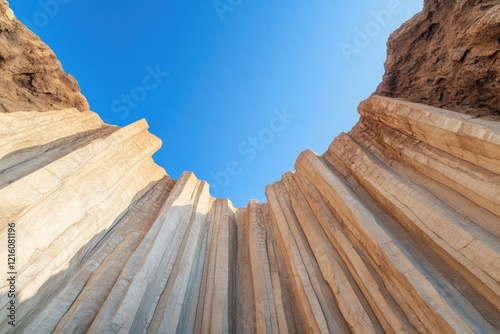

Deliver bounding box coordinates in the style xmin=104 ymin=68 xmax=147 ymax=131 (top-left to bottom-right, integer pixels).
xmin=0 ymin=0 xmax=88 ymax=112
xmin=376 ymin=0 xmax=500 ymax=117
xmin=1 ymin=0 xmax=499 ymax=333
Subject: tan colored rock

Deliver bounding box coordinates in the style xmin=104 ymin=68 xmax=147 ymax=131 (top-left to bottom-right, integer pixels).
xmin=0 ymin=1 xmax=89 ymax=112
xmin=329 ymin=131 xmax=500 ymax=311
xmin=376 ymin=0 xmax=500 ymax=117
xmin=195 ymin=199 xmax=237 ymax=334
xmin=359 ymin=96 xmax=500 ymax=175
xmin=1 ymin=0 xmax=499 ymax=333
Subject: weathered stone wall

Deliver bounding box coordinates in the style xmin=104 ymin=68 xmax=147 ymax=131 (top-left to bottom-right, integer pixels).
xmin=376 ymin=0 xmax=500 ymax=117
xmin=1 ymin=0 xmax=499 ymax=333
xmin=1 ymin=96 xmax=498 ymax=333
xmin=0 ymin=0 xmax=88 ymax=112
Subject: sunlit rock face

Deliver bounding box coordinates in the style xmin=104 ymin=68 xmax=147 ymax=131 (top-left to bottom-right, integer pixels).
xmin=0 ymin=0 xmax=88 ymax=113
xmin=376 ymin=0 xmax=500 ymax=117
xmin=1 ymin=1 xmax=499 ymax=333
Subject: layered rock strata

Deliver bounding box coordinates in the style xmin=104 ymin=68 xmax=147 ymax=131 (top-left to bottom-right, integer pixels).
xmin=1 ymin=94 xmax=499 ymax=333
xmin=1 ymin=1 xmax=499 ymax=333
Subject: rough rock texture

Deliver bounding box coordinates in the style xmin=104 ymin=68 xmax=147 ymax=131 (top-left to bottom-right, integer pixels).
xmin=1 ymin=96 xmax=499 ymax=334
xmin=1 ymin=1 xmax=500 ymax=333
xmin=376 ymin=0 xmax=500 ymax=117
xmin=0 ymin=0 xmax=88 ymax=112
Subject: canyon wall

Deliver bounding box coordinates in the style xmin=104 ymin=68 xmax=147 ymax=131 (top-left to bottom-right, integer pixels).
xmin=1 ymin=1 xmax=499 ymax=333
xmin=0 ymin=0 xmax=88 ymax=113
xmin=376 ymin=0 xmax=500 ymax=117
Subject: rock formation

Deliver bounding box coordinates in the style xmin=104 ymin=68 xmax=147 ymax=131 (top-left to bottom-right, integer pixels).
xmin=0 ymin=0 xmax=88 ymax=113
xmin=1 ymin=1 xmax=499 ymax=333
xmin=376 ymin=0 xmax=500 ymax=117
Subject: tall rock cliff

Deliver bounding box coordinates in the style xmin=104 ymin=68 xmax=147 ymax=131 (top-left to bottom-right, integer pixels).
xmin=1 ymin=1 xmax=499 ymax=333
xmin=376 ymin=0 xmax=500 ymax=117
xmin=0 ymin=0 xmax=88 ymax=113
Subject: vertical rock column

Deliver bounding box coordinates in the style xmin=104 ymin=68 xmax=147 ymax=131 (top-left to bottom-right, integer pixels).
xmin=235 ymin=201 xmax=305 ymax=333
xmin=88 ymin=172 xmax=214 ymax=333
xmin=194 ymin=198 xmax=237 ymax=334
xmin=0 ymin=112 xmax=166 ymax=334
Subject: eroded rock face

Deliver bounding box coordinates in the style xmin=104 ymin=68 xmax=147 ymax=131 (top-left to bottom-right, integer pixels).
xmin=0 ymin=0 xmax=88 ymax=112
xmin=1 ymin=96 xmax=499 ymax=334
xmin=376 ymin=0 xmax=500 ymax=117
xmin=0 ymin=0 xmax=499 ymax=333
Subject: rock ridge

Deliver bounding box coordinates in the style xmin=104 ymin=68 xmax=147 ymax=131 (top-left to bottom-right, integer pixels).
xmin=376 ymin=0 xmax=500 ymax=117
xmin=1 ymin=1 xmax=499 ymax=333
xmin=0 ymin=0 xmax=88 ymax=112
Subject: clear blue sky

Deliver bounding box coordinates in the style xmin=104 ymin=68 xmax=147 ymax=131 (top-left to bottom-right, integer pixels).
xmin=11 ymin=0 xmax=422 ymax=207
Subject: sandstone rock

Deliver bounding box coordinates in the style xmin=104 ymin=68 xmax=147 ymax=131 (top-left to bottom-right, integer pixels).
xmin=0 ymin=1 xmax=88 ymax=112
xmin=376 ymin=0 xmax=500 ymax=117
xmin=1 ymin=0 xmax=499 ymax=333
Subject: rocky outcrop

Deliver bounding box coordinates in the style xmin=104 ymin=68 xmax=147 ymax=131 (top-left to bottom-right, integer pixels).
xmin=376 ymin=0 xmax=500 ymax=117
xmin=1 ymin=95 xmax=499 ymax=333
xmin=1 ymin=0 xmax=499 ymax=333
xmin=0 ymin=0 xmax=88 ymax=112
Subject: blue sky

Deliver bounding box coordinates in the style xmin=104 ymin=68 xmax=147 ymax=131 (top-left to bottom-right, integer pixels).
xmin=11 ymin=0 xmax=422 ymax=207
